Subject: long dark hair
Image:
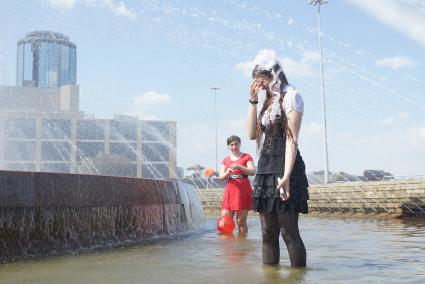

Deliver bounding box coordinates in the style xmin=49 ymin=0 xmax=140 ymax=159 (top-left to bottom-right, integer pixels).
xmin=252 ymin=64 xmax=293 ymax=150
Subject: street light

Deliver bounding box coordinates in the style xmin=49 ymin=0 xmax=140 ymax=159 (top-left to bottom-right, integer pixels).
xmin=211 ymin=86 xmax=220 ymax=174
xmin=309 ymin=0 xmax=330 ymax=184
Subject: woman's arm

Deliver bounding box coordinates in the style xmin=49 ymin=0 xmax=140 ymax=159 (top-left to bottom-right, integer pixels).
xmin=276 ymin=110 xmax=303 ymax=200
xmin=247 ymin=81 xmax=261 ymax=140
xmin=232 ymin=160 xmax=256 ymax=176
xmin=283 ymin=110 xmax=302 ymax=180
xmin=247 ymin=104 xmax=257 ymax=140
xmin=217 ymin=164 xmax=231 ymax=180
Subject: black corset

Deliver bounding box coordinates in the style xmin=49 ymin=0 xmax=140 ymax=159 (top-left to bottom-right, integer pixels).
xmin=257 ymin=121 xmax=286 ymax=174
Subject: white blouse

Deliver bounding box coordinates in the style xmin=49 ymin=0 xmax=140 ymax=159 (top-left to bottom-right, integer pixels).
xmin=283 ymin=85 xmax=304 ymax=115
xmin=259 ymin=85 xmax=304 ymax=127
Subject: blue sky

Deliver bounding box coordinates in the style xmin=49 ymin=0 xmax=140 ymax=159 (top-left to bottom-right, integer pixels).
xmin=1 ymin=0 xmax=425 ymax=177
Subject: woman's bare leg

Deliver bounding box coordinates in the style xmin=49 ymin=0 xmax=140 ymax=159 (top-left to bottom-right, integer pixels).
xmin=236 ymin=210 xmax=249 ymax=233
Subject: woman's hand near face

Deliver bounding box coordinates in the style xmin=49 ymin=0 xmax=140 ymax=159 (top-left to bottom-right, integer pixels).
xmin=250 ymin=81 xmax=262 ymax=101
xmin=247 ymin=81 xmax=260 ymax=140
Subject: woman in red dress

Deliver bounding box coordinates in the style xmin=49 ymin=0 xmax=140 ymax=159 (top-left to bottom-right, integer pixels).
xmin=218 ymin=135 xmax=256 ymax=233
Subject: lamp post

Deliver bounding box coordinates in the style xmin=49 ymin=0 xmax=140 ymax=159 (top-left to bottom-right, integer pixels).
xmin=309 ymin=0 xmax=330 ymax=184
xmin=211 ymin=86 xmax=220 ymax=174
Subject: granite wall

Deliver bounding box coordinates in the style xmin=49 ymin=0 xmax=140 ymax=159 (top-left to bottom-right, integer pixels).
xmin=199 ymin=179 xmax=425 ymax=216
xmin=0 ymin=170 xmax=198 ymax=261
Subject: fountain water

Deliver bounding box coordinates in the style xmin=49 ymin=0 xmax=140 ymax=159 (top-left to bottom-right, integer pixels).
xmin=0 ymin=118 xmax=206 ymax=262
xmin=0 ymin=169 xmax=204 ymax=262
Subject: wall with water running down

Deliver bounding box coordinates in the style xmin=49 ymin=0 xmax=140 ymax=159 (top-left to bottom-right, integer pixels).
xmin=199 ymin=179 xmax=425 ymax=216
xmin=0 ymin=170 xmax=203 ymax=262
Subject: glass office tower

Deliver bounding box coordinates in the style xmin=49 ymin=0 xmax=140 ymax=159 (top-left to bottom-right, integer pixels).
xmin=16 ymin=31 xmax=76 ymax=88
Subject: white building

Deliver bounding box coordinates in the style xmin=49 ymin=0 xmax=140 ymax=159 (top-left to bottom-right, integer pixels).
xmin=0 ymin=85 xmax=177 ymax=179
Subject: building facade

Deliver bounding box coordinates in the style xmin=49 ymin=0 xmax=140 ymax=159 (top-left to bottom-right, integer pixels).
xmin=0 ymin=109 xmax=176 ymax=179
xmin=0 ymin=85 xmax=176 ymax=179
xmin=2 ymin=31 xmax=176 ymax=179
xmin=17 ymin=31 xmax=77 ymax=88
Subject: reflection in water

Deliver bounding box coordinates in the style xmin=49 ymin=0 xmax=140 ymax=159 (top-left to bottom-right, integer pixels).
xmin=218 ymin=233 xmax=251 ymax=263
xmin=1 ymin=216 xmax=425 ymax=283
xmin=262 ymin=266 xmax=306 ymax=284
xmin=399 ymin=216 xmax=425 ymax=230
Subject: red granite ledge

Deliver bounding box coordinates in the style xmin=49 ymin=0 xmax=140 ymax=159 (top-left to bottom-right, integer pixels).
xmin=0 ymin=170 xmax=182 ymax=207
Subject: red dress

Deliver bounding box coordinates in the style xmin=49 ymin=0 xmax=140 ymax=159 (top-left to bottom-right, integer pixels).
xmin=221 ymin=153 xmax=253 ymax=211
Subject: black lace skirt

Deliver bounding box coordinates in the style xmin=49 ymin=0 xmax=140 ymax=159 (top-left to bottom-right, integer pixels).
xmin=252 ymin=157 xmax=309 ymax=214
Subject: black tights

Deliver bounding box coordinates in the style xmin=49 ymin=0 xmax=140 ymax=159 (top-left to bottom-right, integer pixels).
xmin=259 ymin=211 xmax=306 ymax=267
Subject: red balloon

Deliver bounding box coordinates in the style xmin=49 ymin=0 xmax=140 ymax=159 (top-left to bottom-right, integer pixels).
xmin=217 ymin=215 xmax=235 ymax=234
xmin=204 ymin=167 xmax=215 ymax=178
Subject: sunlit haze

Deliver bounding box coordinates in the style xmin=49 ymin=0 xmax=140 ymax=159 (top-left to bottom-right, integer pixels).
xmin=1 ymin=0 xmax=424 ymax=177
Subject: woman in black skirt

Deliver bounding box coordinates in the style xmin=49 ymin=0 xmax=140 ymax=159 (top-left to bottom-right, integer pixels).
xmin=247 ymin=51 xmax=309 ymax=267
